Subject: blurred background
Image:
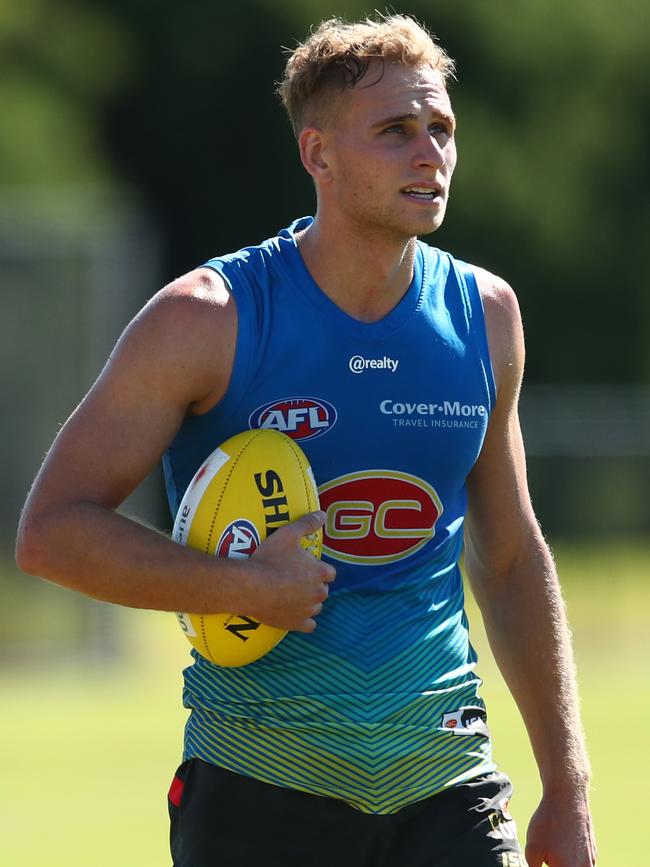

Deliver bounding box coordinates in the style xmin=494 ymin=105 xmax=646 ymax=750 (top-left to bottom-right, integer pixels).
xmin=2 ymin=0 xmax=648 ymax=864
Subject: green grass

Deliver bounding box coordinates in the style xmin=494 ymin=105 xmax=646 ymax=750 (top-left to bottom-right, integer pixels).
xmin=466 ymin=539 xmax=650 ymax=866
xmin=2 ymin=612 xmax=188 ymax=867
xmin=2 ymin=539 xmax=648 ymax=866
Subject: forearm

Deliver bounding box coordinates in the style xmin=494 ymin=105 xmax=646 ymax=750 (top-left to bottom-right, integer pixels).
xmin=468 ymin=537 xmax=590 ymax=794
xmin=16 ymin=500 xmax=245 ymax=613
xmin=17 ymin=501 xmax=331 ymax=632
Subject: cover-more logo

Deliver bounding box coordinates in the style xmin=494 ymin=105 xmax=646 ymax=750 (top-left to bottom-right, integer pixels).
xmin=318 ymin=469 xmax=442 ymax=564
xmin=380 ymin=400 xmax=487 ymax=418
xmin=349 ymin=355 xmax=399 ymax=374
xmin=249 ymin=397 xmax=336 ymax=441
xmin=379 ymin=399 xmax=488 ymax=430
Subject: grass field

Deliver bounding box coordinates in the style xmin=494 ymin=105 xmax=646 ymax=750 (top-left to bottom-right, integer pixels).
xmin=2 ymin=539 xmax=648 ymax=866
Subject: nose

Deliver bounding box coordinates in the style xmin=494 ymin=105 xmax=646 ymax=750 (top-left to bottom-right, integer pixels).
xmin=412 ymin=130 xmax=445 ymax=169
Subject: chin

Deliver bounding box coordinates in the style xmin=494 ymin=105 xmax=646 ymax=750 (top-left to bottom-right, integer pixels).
xmin=352 ymin=205 xmax=445 ymax=242
xmin=397 ymin=207 xmax=447 ymax=238
xmin=417 ymin=218 xmax=445 ymax=237
xmin=400 ymin=216 xmax=445 ymax=238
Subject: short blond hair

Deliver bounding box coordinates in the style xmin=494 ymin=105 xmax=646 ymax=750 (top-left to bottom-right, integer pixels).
xmin=277 ymin=14 xmax=455 ymax=138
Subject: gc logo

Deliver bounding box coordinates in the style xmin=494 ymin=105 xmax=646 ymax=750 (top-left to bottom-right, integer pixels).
xmin=318 ymin=470 xmax=442 ymax=565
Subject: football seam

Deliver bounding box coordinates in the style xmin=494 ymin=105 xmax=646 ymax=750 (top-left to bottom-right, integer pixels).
xmin=204 ymin=428 xmax=267 ymax=552
xmin=284 ymin=436 xmax=321 ymax=556
xmin=285 ymin=437 xmax=313 ymax=506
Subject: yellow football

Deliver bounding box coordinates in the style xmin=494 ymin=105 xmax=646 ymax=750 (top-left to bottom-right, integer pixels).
xmin=171 ymin=429 xmax=322 ymax=666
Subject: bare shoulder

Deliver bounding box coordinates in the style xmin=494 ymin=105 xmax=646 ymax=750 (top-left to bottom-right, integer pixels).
xmin=470 ymin=265 xmax=524 ymax=396
xmin=136 ymin=266 xmax=234 ymax=355
xmin=152 ymin=266 xmax=232 ymax=315
xmin=115 ymin=266 xmax=237 ymax=413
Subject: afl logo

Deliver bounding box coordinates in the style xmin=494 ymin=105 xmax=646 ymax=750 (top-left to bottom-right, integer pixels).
xmin=216 ymin=519 xmax=261 ymax=559
xmin=318 ymin=470 xmax=443 ymax=565
xmin=249 ymin=397 xmax=337 ymax=441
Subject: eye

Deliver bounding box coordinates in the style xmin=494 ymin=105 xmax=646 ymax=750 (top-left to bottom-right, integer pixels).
xmin=429 ymin=122 xmax=451 ymax=136
xmin=383 ymin=124 xmax=406 ymax=135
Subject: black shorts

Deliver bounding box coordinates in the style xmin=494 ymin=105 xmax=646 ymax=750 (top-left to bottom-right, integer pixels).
xmin=168 ymin=759 xmax=526 ymax=867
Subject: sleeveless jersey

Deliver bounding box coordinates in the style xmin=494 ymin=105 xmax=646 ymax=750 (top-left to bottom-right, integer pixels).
xmin=163 ymin=216 xmax=497 ymax=814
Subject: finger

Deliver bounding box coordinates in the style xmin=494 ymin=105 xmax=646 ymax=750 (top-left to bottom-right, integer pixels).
xmin=298 ymin=617 xmax=317 ymax=633
xmin=321 ymin=562 xmax=336 ymax=583
xmin=282 ymin=510 xmax=326 ymax=542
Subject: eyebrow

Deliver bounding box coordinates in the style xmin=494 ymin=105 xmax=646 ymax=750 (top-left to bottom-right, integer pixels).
xmin=371 ymin=110 xmax=456 ymax=130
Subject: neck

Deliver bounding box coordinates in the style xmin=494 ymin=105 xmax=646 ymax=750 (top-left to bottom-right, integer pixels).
xmin=295 ymin=212 xmax=417 ymax=323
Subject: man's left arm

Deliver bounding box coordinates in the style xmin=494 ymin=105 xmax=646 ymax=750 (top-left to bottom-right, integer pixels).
xmin=464 ymin=270 xmax=597 ymax=867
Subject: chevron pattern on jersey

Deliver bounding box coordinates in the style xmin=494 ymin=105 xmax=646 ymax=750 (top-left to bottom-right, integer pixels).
xmin=182 ymin=567 xmax=496 ymax=814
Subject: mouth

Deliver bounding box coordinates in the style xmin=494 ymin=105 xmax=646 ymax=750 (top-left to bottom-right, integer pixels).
xmin=401 ymin=185 xmax=443 ymax=203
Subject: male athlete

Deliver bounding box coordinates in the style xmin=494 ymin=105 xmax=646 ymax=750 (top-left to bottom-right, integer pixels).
xmin=16 ymin=15 xmax=596 ymax=867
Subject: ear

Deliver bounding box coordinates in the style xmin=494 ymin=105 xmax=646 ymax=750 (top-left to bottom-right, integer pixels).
xmin=298 ymin=127 xmax=333 ymax=184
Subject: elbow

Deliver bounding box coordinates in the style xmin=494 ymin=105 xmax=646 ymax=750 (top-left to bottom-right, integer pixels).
xmin=15 ymin=508 xmax=52 ymax=577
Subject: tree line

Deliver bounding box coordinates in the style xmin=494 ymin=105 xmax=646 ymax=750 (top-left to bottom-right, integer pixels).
xmin=2 ymin=0 xmax=648 ymax=382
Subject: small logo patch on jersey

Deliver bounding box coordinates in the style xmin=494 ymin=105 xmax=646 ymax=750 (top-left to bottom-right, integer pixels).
xmin=440 ymin=706 xmax=489 ymax=737
xmin=349 ymin=355 xmax=399 ymax=374
xmin=249 ymin=397 xmax=336 ymax=441
xmin=216 ymin=519 xmax=260 ymax=559
xmin=318 ymin=470 xmax=442 ymax=564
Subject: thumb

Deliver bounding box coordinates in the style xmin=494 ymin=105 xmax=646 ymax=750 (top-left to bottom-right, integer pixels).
xmin=524 ymin=849 xmax=542 ymax=867
xmin=524 ymin=841 xmax=544 ymax=867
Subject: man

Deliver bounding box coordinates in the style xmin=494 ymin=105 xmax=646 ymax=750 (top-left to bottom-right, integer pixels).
xmin=16 ymin=14 xmax=596 ymax=867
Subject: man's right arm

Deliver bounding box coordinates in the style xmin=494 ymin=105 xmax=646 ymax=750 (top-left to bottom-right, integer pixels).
xmin=15 ymin=269 xmax=334 ymax=633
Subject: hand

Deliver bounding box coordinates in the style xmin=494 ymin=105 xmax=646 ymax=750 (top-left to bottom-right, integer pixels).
xmin=243 ymin=511 xmax=336 ymax=633
xmin=525 ymin=788 xmax=597 ymax=866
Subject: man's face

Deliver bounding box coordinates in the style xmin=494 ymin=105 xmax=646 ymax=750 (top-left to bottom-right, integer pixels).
xmin=319 ymin=61 xmax=457 ymax=240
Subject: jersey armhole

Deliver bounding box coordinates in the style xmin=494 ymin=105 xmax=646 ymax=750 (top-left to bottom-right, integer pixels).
xmin=455 ymin=260 xmax=497 ymax=411
xmin=201 ymin=259 xmax=258 ymax=417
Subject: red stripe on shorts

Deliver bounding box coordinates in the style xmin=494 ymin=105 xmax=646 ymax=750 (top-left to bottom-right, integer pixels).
xmin=168 ymin=775 xmax=185 ymax=807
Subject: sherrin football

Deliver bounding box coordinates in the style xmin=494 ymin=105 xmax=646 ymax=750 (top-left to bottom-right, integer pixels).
xmin=172 ymin=429 xmax=322 ymax=666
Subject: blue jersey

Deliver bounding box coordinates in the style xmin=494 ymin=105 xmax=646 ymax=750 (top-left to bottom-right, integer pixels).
xmin=163 ymin=216 xmax=497 ymax=813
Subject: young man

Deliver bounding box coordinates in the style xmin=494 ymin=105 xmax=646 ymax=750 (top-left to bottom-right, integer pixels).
xmin=16 ymin=15 xmax=596 ymax=867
